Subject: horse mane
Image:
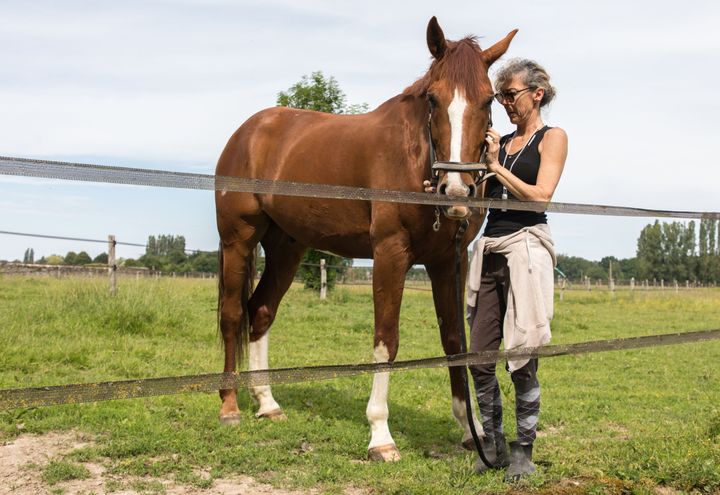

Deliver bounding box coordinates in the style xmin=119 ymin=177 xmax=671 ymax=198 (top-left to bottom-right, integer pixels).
xmin=403 ymin=36 xmax=490 ymax=99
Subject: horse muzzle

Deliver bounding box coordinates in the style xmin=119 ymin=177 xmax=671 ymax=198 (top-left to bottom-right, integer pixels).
xmin=431 ymin=162 xmax=486 ymax=221
xmin=443 ymin=204 xmax=473 ymax=220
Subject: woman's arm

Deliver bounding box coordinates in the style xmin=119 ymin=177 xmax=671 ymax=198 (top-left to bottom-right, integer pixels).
xmin=484 ymin=127 xmax=568 ymax=202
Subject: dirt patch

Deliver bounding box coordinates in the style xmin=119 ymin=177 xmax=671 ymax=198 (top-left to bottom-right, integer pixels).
xmin=0 ymin=431 xmax=366 ymax=494
xmin=506 ymin=476 xmax=686 ymax=495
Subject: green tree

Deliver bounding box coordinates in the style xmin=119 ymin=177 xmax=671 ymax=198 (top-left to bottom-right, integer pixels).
xmin=23 ymin=248 xmax=34 ymax=264
xmin=140 ymin=234 xmax=188 ymax=272
xmin=556 ymin=254 xmax=605 ymax=282
xmin=297 ymin=250 xmax=352 ymax=291
xmin=277 ymin=71 xmax=368 ymax=114
xmin=618 ymin=257 xmax=639 ymax=281
xmin=276 ymin=71 xmax=365 ymax=291
xmin=45 ymin=254 xmax=64 ymax=265
xmin=188 ymin=251 xmax=219 ymax=273
xmin=706 ymin=219 xmax=720 ymax=283
xmin=75 ymin=251 xmax=92 ymax=265
xmin=637 ymin=221 xmax=664 ymax=280
xmin=64 ymin=251 xmax=78 ymax=265
xmin=93 ymin=252 xmax=108 ymax=264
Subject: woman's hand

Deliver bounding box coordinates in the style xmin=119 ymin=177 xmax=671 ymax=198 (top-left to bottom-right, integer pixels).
xmin=483 ymin=128 xmax=501 ymax=172
xmin=422 ymin=180 xmax=436 ymax=193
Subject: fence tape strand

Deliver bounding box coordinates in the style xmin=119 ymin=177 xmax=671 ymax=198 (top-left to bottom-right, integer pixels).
xmin=2 ymin=156 xmax=719 ymax=220
xmin=1 ymin=328 xmax=718 ymax=410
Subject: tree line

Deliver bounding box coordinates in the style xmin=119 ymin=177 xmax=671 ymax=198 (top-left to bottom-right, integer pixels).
xmin=15 ymin=220 xmax=720 ymax=287
xmin=557 ymin=219 xmax=720 ymax=284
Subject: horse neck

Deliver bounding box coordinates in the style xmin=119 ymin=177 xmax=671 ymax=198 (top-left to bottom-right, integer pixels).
xmin=374 ymin=94 xmax=431 ymax=165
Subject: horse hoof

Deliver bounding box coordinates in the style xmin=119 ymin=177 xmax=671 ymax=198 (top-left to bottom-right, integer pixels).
xmin=462 ymin=438 xmax=476 ymax=451
xmin=219 ymin=412 xmax=242 ymax=425
xmin=257 ymin=408 xmax=287 ymax=421
xmin=368 ymin=444 xmax=402 ymax=462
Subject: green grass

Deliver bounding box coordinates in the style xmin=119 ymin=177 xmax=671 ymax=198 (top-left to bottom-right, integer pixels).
xmin=42 ymin=459 xmax=92 ymax=485
xmin=1 ymin=275 xmax=720 ymax=494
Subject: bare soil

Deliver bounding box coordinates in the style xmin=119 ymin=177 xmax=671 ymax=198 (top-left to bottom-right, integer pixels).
xmin=0 ymin=431 xmax=365 ymax=495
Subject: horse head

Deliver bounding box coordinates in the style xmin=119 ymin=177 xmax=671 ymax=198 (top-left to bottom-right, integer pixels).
xmin=423 ymin=17 xmax=517 ymax=220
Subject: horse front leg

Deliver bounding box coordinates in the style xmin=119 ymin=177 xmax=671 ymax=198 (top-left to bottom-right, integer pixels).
xmin=366 ymin=237 xmax=412 ymax=462
xmin=426 ymin=261 xmax=485 ymax=450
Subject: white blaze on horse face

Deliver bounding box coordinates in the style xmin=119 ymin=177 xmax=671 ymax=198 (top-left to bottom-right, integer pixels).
xmin=452 ymin=397 xmax=485 ymax=445
xmin=445 ymin=88 xmax=470 ymax=197
xmin=249 ymin=331 xmax=282 ymax=416
xmin=366 ymin=342 xmax=396 ymax=449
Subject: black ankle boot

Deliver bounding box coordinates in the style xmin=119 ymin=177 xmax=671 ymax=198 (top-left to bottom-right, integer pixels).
xmin=474 ymin=435 xmax=510 ymax=474
xmin=504 ymin=441 xmax=536 ymax=482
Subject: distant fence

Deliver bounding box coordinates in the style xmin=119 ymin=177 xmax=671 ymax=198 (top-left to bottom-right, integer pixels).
xmin=0 ymin=261 xmax=216 ymax=279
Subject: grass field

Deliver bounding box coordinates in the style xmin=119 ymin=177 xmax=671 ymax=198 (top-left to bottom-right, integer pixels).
xmin=1 ymin=275 xmax=719 ymax=494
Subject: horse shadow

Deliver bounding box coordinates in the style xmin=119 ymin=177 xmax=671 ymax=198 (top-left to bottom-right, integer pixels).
xmin=237 ymin=377 xmax=468 ymax=458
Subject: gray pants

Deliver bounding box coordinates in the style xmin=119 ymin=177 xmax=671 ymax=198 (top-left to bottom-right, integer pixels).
xmin=468 ymin=252 xmax=541 ymax=446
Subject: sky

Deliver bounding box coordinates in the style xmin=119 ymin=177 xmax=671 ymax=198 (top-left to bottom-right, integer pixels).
xmin=1 ymin=0 xmax=719 ymax=265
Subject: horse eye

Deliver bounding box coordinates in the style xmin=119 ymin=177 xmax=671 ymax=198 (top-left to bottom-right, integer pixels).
xmin=427 ymin=93 xmax=437 ymax=107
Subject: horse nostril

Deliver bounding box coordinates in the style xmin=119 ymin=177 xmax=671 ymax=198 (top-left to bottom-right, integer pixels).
xmin=467 ymin=184 xmax=477 ymax=197
xmin=438 ymin=183 xmax=447 ymax=196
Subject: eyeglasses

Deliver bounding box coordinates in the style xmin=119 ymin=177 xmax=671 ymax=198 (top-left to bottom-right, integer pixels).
xmin=494 ymin=87 xmax=533 ymax=104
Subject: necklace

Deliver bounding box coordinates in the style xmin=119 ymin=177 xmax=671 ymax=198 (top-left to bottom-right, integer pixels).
xmin=500 ymin=124 xmax=545 ymax=202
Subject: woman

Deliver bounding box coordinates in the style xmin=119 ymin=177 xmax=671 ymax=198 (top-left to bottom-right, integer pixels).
xmin=467 ymin=58 xmax=567 ymax=481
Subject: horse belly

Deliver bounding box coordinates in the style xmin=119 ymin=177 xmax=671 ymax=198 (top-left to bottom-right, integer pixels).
xmin=262 ymin=196 xmax=373 ymax=259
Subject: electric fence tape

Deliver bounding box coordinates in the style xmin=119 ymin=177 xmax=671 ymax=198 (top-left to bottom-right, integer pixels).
xmin=2 ymin=156 xmax=719 ymax=220
xmin=1 ymin=328 xmax=719 ymax=410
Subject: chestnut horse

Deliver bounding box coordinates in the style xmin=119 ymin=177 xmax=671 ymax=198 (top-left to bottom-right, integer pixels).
xmin=215 ymin=17 xmax=517 ymax=461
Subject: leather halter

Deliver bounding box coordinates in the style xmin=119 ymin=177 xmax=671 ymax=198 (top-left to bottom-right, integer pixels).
xmin=426 ymin=105 xmax=494 ymax=189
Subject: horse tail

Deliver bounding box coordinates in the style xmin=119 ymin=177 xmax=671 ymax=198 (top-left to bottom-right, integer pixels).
xmin=216 ymin=243 xmax=225 ymax=349
xmin=216 ymin=242 xmax=255 ymax=369
xmin=240 ymin=247 xmax=256 ymax=365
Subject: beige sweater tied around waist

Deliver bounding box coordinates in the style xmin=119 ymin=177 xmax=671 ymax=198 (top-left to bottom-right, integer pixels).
xmin=466 ymin=224 xmax=557 ymax=371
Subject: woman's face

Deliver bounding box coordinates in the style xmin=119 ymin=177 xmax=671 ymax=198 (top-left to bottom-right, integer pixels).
xmin=498 ymin=73 xmax=543 ymax=125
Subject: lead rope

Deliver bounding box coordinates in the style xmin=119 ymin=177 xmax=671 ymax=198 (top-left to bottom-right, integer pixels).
xmin=454 ymin=220 xmax=494 ymax=469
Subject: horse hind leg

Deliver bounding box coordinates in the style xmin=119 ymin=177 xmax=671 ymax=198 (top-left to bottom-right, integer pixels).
xmin=217 ymin=218 xmax=267 ymax=425
xmin=247 ymin=225 xmax=306 ymax=420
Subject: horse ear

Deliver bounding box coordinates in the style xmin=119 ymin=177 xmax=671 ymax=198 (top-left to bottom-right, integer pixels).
xmin=481 ymin=29 xmax=519 ymax=66
xmin=426 ymin=16 xmax=447 ymax=60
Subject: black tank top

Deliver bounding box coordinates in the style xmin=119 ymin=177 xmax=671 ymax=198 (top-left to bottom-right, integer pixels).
xmin=483 ymin=126 xmax=551 ymax=238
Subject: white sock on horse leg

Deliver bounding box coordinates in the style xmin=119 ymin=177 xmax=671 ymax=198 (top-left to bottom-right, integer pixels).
xmin=249 ymin=331 xmax=282 ymax=416
xmin=366 ymin=342 xmax=395 ymax=449
xmin=452 ymin=396 xmax=485 ymax=444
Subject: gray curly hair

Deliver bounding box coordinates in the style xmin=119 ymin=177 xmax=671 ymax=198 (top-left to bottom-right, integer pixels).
xmin=494 ymin=58 xmax=556 ymax=107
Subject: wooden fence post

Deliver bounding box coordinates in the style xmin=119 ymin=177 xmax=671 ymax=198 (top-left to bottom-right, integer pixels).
xmin=320 ymin=259 xmax=327 ymax=300
xmin=630 ymin=277 xmax=635 ymax=291
xmin=108 ymin=235 xmax=117 ymax=296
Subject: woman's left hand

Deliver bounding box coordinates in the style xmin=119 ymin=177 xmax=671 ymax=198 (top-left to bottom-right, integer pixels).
xmin=483 ymin=128 xmax=501 ymax=172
